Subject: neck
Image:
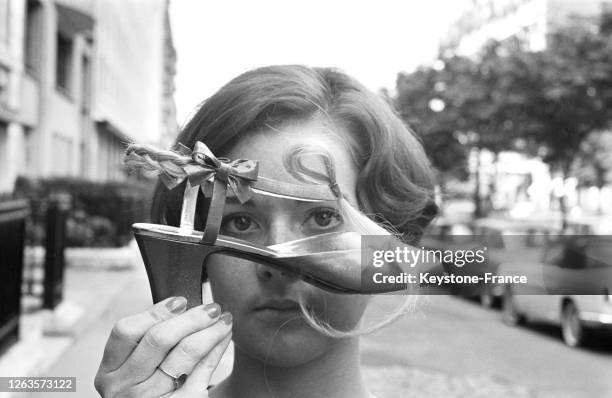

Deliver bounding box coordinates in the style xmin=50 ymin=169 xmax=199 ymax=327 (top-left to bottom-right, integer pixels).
xmin=219 ymin=338 xmax=371 ymax=398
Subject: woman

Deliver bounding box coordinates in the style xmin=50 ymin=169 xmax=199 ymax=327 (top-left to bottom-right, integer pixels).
xmin=94 ymin=65 xmax=437 ymax=397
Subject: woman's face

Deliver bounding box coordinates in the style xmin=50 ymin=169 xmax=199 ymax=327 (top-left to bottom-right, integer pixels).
xmin=205 ymin=118 xmax=369 ymax=366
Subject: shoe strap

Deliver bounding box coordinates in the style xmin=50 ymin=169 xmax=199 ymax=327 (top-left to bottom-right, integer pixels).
xmin=201 ymin=178 xmax=227 ymax=244
xmin=179 ymin=181 xmax=199 ymax=235
xmin=179 ymin=178 xmax=227 ymax=244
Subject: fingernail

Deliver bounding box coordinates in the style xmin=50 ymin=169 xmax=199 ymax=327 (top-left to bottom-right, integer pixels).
xmin=166 ymin=296 xmax=187 ymax=313
xmin=219 ymin=312 xmax=233 ymax=325
xmin=203 ymin=303 xmax=221 ymax=318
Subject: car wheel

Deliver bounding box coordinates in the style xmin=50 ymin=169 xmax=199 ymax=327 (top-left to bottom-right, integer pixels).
xmin=561 ymin=301 xmax=586 ymax=347
xmin=502 ymin=286 xmax=524 ymax=325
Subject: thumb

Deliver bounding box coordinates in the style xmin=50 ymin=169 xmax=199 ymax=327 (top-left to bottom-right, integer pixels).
xmin=176 ymin=333 xmax=232 ymax=397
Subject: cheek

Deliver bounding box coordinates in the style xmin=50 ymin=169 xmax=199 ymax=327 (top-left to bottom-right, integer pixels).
xmin=311 ymin=293 xmax=369 ymax=331
xmin=205 ymin=254 xmax=258 ymax=314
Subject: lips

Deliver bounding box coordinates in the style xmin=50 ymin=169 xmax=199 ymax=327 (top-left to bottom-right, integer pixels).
xmin=255 ymin=299 xmax=302 ymax=312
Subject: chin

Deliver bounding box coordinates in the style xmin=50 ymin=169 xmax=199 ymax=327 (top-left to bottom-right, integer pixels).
xmin=233 ymin=315 xmax=333 ymax=367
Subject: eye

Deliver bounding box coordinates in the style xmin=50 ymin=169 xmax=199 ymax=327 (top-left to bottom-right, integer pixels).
xmin=221 ymin=214 xmax=261 ymax=235
xmin=306 ymin=207 xmax=343 ymax=230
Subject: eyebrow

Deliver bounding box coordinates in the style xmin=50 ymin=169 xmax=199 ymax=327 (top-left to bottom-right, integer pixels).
xmin=224 ymin=196 xmax=256 ymax=207
xmin=224 ymin=195 xmax=342 ymax=208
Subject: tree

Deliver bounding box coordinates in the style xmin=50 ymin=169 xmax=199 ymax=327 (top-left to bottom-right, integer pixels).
xmin=396 ymin=66 xmax=470 ymax=195
xmin=508 ymin=17 xmax=612 ymax=226
xmin=573 ymin=130 xmax=612 ymax=214
xmin=396 ymin=42 xmax=522 ymax=217
xmin=396 ymin=13 xmax=612 ymax=225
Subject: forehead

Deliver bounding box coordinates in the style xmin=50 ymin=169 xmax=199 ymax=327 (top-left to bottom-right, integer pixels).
xmin=223 ymin=119 xmax=358 ymax=202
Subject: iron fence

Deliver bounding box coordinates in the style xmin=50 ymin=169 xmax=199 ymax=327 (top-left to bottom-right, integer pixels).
xmin=0 ymin=199 xmax=29 ymax=354
xmin=42 ymin=194 xmax=70 ymax=309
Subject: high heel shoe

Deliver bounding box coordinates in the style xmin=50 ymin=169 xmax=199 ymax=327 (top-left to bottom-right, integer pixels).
xmin=127 ymin=141 xmax=419 ymax=308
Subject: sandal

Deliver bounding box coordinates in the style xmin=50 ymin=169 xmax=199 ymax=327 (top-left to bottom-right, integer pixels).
xmin=127 ymin=141 xmax=413 ymax=308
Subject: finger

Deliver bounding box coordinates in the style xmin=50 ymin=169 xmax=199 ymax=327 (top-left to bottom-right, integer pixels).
xmin=160 ymin=313 xmax=232 ymax=377
xmin=100 ymin=296 xmax=188 ymax=372
xmin=179 ymin=332 xmax=233 ymax=397
xmin=122 ymin=368 xmax=177 ymax=398
xmin=132 ymin=316 xmax=232 ymax=397
xmin=113 ymin=304 xmax=224 ymax=383
xmin=108 ymin=366 xmax=182 ymax=398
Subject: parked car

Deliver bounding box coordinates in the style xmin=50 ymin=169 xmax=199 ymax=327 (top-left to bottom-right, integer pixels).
xmin=476 ymin=221 xmax=553 ymax=308
xmin=499 ymin=236 xmax=612 ymax=347
xmin=422 ymin=218 xmax=550 ymax=308
xmin=420 ymin=220 xmax=492 ymax=301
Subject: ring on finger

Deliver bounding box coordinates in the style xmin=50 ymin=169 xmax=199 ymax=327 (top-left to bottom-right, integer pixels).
xmin=157 ymin=364 xmax=188 ymax=390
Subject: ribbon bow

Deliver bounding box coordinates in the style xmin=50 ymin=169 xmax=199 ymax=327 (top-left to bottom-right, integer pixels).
xmin=160 ymin=141 xmax=259 ymax=204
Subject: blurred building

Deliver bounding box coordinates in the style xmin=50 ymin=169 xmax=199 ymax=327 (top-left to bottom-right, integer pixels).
xmin=440 ymin=0 xmax=612 ymax=56
xmin=160 ymin=7 xmax=178 ymax=151
xmin=0 ymin=0 xmax=177 ymax=193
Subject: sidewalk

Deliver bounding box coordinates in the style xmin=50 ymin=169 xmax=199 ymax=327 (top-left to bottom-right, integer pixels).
xmin=20 ymin=262 xmax=154 ymax=398
xmin=0 ymin=240 xmax=233 ymax=398
xmin=0 ymin=241 xmax=145 ymax=398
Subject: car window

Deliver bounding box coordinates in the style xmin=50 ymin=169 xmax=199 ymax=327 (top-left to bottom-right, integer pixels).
xmin=484 ymin=228 xmax=504 ymax=249
xmin=560 ymin=246 xmax=586 ymax=269
xmin=523 ymin=231 xmax=550 ymax=248
xmin=543 ymin=243 xmax=564 ymax=265
xmin=584 ymin=243 xmax=612 ymax=268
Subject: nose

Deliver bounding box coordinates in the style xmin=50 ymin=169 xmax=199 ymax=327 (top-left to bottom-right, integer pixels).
xmin=255 ymin=261 xmax=298 ymax=285
xmin=264 ymin=216 xmax=301 ymax=246
xmin=256 ymin=217 xmax=300 ymax=285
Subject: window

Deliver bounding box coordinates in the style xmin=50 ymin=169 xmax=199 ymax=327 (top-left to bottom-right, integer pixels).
xmin=56 ymin=33 xmax=73 ymax=95
xmin=52 ymin=133 xmax=73 ymax=175
xmin=0 ymin=65 xmax=8 ymax=106
xmin=0 ymin=0 xmax=9 ymax=45
xmin=584 ymin=242 xmax=612 ymax=269
xmin=0 ymin=122 xmax=9 ymax=192
xmin=559 ymin=247 xmax=585 ymax=269
xmin=24 ymin=127 xmax=34 ymax=175
xmin=24 ymin=0 xmax=42 ymax=75
xmin=542 ymin=243 xmax=564 ymax=265
xmin=80 ymin=55 xmax=91 ymax=112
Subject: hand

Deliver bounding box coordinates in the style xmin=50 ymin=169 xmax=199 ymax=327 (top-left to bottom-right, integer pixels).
xmin=94 ymin=296 xmax=232 ymax=397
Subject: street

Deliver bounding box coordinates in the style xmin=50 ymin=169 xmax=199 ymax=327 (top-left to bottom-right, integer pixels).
xmin=24 ymin=265 xmax=612 ymax=398
xmin=361 ymin=295 xmax=612 ymax=397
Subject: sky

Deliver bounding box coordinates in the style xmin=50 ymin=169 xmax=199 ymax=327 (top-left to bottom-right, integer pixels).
xmin=169 ymin=0 xmax=466 ymax=124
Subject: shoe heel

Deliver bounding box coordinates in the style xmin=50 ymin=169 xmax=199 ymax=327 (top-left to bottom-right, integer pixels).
xmin=135 ymin=232 xmax=211 ymax=308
